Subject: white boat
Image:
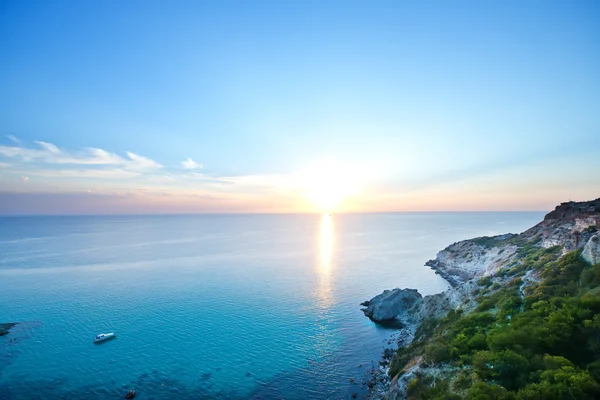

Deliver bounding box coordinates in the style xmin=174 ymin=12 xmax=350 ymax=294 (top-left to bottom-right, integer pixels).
xmin=93 ymin=332 xmax=116 ymax=343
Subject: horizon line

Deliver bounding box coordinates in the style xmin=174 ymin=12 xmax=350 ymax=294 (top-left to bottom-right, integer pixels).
xmin=0 ymin=210 xmax=549 ymax=217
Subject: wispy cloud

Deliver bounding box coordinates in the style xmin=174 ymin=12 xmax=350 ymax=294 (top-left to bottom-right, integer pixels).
xmin=0 ymin=141 xmax=162 ymax=171
xmin=181 ymin=158 xmax=202 ymax=170
xmin=23 ymin=168 xmax=140 ymax=180
xmin=0 ymin=139 xmax=313 ymax=213
xmin=34 ymin=141 xmax=61 ymax=155
xmin=125 ymin=152 xmax=162 ymax=171
xmin=6 ymin=135 xmax=20 ymax=144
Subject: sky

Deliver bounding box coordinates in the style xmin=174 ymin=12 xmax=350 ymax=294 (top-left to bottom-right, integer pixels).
xmin=0 ymin=0 xmax=599 ymax=214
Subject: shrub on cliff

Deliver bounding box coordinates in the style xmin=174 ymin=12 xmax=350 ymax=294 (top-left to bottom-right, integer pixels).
xmin=424 ymin=342 xmax=450 ymax=364
xmin=466 ymin=382 xmax=511 ymax=400
xmin=388 ymin=248 xmax=600 ymax=399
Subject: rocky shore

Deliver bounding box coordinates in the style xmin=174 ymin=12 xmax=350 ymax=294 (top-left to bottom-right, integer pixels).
xmin=361 ymin=198 xmax=600 ymax=399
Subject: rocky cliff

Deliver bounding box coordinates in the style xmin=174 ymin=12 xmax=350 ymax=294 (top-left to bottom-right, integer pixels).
xmin=424 ymin=234 xmax=518 ymax=287
xmin=424 ymin=199 xmax=600 ymax=287
xmin=361 ymin=198 xmax=600 ymax=400
xmin=362 ymin=289 xmax=422 ymax=325
xmin=522 ymin=199 xmax=600 ymax=252
xmin=583 ymin=234 xmax=600 ymax=264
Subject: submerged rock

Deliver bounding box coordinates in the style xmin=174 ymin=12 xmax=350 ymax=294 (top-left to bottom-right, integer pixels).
xmin=0 ymin=323 xmax=16 ymax=336
xmin=199 ymin=372 xmax=212 ymax=381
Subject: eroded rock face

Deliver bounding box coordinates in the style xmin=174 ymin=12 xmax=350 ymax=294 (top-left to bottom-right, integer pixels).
xmin=425 ymin=199 xmax=600 ymax=285
xmin=425 ymin=236 xmax=518 ymax=287
xmin=420 ymin=281 xmax=478 ymax=319
xmin=361 ymin=289 xmax=422 ymax=324
xmin=523 ymin=199 xmax=600 ymax=254
xmin=583 ymin=234 xmax=600 ymax=265
xmin=544 ymin=200 xmax=600 ymax=221
xmin=361 ymin=280 xmax=480 ymax=332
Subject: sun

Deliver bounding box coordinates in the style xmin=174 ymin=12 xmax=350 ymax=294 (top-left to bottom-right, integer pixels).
xmin=300 ymin=160 xmax=357 ymax=212
xmin=307 ymin=183 xmax=345 ymax=212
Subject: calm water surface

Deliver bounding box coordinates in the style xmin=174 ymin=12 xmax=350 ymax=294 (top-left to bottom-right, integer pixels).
xmin=0 ymin=212 xmax=544 ymax=399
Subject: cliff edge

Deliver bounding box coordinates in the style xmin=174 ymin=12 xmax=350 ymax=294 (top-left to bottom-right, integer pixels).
xmin=425 ymin=198 xmax=600 ymax=287
xmin=362 ymin=198 xmax=600 ymax=399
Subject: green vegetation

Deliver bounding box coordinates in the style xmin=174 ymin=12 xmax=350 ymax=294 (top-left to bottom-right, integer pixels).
xmin=389 ymin=243 xmax=600 ymax=399
xmin=471 ymin=236 xmax=503 ymax=248
xmin=471 ymin=234 xmax=518 ymax=249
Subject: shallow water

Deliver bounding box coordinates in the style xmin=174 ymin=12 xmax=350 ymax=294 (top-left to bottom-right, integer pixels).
xmin=0 ymin=212 xmax=544 ymax=399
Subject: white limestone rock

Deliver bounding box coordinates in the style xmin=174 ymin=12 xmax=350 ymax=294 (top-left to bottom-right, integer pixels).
xmin=583 ymin=234 xmax=600 ymax=265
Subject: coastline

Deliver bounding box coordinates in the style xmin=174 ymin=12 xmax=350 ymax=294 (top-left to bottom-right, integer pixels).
xmin=361 ymin=198 xmax=600 ymax=399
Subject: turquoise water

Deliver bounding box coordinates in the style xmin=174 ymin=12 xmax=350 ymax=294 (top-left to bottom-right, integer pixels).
xmin=0 ymin=212 xmax=544 ymax=399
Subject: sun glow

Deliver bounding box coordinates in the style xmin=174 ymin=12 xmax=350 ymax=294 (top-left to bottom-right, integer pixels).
xmin=301 ymin=160 xmax=359 ymax=212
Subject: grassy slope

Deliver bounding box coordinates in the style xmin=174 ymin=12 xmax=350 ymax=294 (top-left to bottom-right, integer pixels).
xmin=389 ymin=242 xmax=600 ymax=399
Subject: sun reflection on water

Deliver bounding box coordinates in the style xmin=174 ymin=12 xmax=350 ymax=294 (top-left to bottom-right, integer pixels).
xmin=315 ymin=213 xmax=335 ymax=310
xmin=318 ymin=213 xmax=334 ymax=274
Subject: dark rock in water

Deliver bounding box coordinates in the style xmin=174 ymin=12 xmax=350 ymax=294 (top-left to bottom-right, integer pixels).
xmin=0 ymin=323 xmax=16 ymax=336
xmin=360 ymin=300 xmax=370 ymax=307
xmin=361 ymin=288 xmax=422 ymax=324
xmin=351 ymin=392 xmax=357 ymax=399
xmin=124 ymin=389 xmax=136 ymax=399
xmin=383 ymin=348 xmax=394 ymax=359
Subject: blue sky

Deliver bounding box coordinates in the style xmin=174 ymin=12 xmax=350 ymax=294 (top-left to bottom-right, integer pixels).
xmin=0 ymin=0 xmax=599 ymax=214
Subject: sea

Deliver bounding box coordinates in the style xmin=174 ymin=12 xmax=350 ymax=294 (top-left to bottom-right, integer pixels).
xmin=0 ymin=212 xmax=544 ymax=400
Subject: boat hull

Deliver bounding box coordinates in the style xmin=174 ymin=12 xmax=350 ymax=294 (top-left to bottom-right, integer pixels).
xmin=93 ymin=333 xmax=116 ymax=343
